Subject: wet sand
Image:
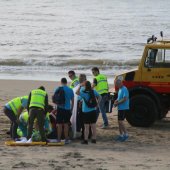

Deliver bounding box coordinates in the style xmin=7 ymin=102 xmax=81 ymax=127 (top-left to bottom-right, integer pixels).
xmin=0 ymin=79 xmax=170 ymax=170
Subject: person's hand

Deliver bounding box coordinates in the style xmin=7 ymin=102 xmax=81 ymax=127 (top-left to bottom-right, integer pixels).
xmin=114 ymin=100 xmax=118 ymax=107
xmin=16 ymin=119 xmax=20 ymax=125
xmin=80 ymin=82 xmax=85 ymax=86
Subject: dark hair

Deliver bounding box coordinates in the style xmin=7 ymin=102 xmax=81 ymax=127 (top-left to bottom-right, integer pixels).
xmin=92 ymin=67 xmax=99 ymax=73
xmin=48 ymin=105 xmax=54 ymax=112
xmin=61 ymin=77 xmax=67 ymax=84
xmin=84 ymin=81 xmax=92 ymax=91
xmin=68 ymin=70 xmax=75 ymax=76
xmin=39 ymin=86 xmax=45 ymax=91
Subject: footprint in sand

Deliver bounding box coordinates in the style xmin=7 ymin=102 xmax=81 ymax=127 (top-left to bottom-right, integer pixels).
xmin=12 ymin=162 xmax=38 ymax=169
xmin=63 ymin=152 xmax=84 ymax=159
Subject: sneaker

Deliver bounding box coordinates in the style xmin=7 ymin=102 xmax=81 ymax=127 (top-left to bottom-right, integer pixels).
xmin=81 ymin=140 xmax=88 ymax=144
xmin=121 ymin=135 xmax=129 ymax=142
xmin=26 ymin=138 xmax=32 ymax=143
xmin=65 ymin=139 xmax=71 ymax=144
xmin=101 ymin=124 xmax=109 ymax=129
xmin=15 ymin=138 xmax=21 ymax=141
xmin=6 ymin=131 xmax=10 ymax=135
xmin=91 ymin=139 xmax=96 ymax=144
xmin=20 ymin=137 xmax=27 ymax=142
xmin=56 ymin=139 xmax=61 ymax=143
xmin=47 ymin=139 xmax=58 ymax=143
xmin=114 ymin=135 xmax=124 ymax=141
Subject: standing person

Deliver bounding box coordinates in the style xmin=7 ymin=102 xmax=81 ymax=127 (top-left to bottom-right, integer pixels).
xmin=91 ymin=67 xmax=109 ymax=128
xmin=77 ymin=74 xmax=87 ymax=139
xmin=3 ymin=96 xmax=28 ymax=140
xmin=53 ymin=78 xmax=74 ymax=144
xmin=27 ymin=86 xmax=48 ymax=142
xmin=68 ymin=70 xmax=79 ymax=89
xmin=76 ymin=81 xmax=100 ymax=144
xmin=114 ymin=79 xmax=129 ymax=142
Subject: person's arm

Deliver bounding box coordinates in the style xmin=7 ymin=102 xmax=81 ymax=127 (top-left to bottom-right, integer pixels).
xmin=114 ymin=97 xmax=127 ymax=106
xmin=44 ymin=94 xmax=48 ymax=114
xmin=17 ymin=106 xmax=24 ymax=123
xmin=94 ymin=90 xmax=101 ymax=106
xmin=92 ymin=78 xmax=97 ymax=88
xmin=76 ymin=84 xmax=81 ymax=95
xmin=71 ymin=98 xmax=74 ymax=112
xmin=27 ymin=93 xmax=31 ymax=112
xmin=114 ymin=89 xmax=128 ymax=106
xmin=97 ymin=95 xmax=102 ymax=104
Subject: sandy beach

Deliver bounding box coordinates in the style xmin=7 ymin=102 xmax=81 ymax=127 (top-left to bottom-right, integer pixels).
xmin=0 ymin=79 xmax=170 ymax=170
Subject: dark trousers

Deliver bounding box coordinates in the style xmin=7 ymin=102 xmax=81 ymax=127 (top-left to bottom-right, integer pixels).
xmin=4 ymin=107 xmax=18 ymax=139
xmin=27 ymin=108 xmax=46 ymax=142
xmin=77 ymin=101 xmax=85 ymax=139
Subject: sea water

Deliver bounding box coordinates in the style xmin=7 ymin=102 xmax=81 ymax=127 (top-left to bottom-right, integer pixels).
xmin=0 ymin=0 xmax=170 ymax=83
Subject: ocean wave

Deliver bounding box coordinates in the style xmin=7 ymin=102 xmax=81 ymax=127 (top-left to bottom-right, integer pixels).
xmin=64 ymin=59 xmax=140 ymax=66
xmin=0 ymin=58 xmax=140 ymax=67
xmin=0 ymin=59 xmax=27 ymax=66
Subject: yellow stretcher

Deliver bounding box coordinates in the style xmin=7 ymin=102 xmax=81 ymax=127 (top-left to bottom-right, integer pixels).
xmin=5 ymin=141 xmax=65 ymax=146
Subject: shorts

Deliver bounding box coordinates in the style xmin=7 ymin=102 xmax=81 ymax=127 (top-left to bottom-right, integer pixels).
xmin=83 ymin=110 xmax=96 ymax=124
xmin=118 ymin=110 xmax=128 ymax=121
xmin=56 ymin=107 xmax=71 ymax=124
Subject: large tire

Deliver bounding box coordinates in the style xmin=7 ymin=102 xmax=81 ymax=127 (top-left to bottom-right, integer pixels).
xmin=126 ymin=95 xmax=158 ymax=127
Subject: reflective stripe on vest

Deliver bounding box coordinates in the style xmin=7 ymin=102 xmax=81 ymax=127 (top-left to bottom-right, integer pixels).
xmin=94 ymin=74 xmax=109 ymax=94
xmin=29 ymin=89 xmax=47 ymax=109
xmin=8 ymin=97 xmax=22 ymax=116
xmin=70 ymin=77 xmax=79 ymax=89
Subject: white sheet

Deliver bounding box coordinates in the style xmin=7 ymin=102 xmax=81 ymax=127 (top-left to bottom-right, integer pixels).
xmin=70 ymin=85 xmax=79 ymax=138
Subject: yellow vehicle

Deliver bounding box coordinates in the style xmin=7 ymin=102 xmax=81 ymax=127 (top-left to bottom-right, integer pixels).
xmin=115 ymin=33 xmax=170 ymax=127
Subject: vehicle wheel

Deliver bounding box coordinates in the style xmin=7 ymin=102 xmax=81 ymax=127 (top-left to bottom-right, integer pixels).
xmin=126 ymin=95 xmax=158 ymax=127
xmin=158 ymin=105 xmax=169 ymax=119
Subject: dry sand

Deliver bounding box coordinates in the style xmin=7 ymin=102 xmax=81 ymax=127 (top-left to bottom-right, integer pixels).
xmin=0 ymin=79 xmax=170 ymax=170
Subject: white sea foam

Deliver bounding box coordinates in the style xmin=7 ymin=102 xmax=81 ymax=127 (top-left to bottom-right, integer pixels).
xmin=0 ymin=0 xmax=170 ymax=81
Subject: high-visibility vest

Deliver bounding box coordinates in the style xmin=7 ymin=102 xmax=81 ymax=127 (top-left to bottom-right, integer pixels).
xmin=17 ymin=128 xmax=23 ymax=137
xmin=29 ymin=89 xmax=47 ymax=109
xmin=8 ymin=97 xmax=22 ymax=116
xmin=20 ymin=96 xmax=28 ymax=102
xmin=19 ymin=111 xmax=29 ymax=125
xmin=70 ymin=77 xmax=79 ymax=89
xmin=94 ymin=74 xmax=109 ymax=94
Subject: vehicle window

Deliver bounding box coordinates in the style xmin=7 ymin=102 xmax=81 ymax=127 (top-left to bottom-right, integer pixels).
xmin=145 ymin=49 xmax=170 ymax=68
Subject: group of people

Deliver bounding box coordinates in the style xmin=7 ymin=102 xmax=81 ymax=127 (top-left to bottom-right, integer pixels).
xmin=3 ymin=67 xmax=130 ymax=144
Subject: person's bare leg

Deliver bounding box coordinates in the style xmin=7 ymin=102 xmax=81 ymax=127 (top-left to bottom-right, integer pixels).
xmin=57 ymin=124 xmax=62 ymax=141
xmin=91 ymin=123 xmax=96 ymax=139
xmin=121 ymin=121 xmax=127 ymax=134
xmin=64 ymin=123 xmax=69 ymax=139
xmin=118 ymin=121 xmax=124 ymax=135
xmin=84 ymin=124 xmax=89 ymax=141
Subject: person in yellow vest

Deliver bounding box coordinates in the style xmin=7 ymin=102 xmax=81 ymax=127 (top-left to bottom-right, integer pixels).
xmin=17 ymin=105 xmax=53 ymax=140
xmin=3 ymin=96 xmax=28 ymax=140
xmin=68 ymin=70 xmax=79 ymax=89
xmin=91 ymin=67 xmax=109 ymax=128
xmin=27 ymin=86 xmax=48 ymax=142
xmin=17 ymin=111 xmax=29 ymax=137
